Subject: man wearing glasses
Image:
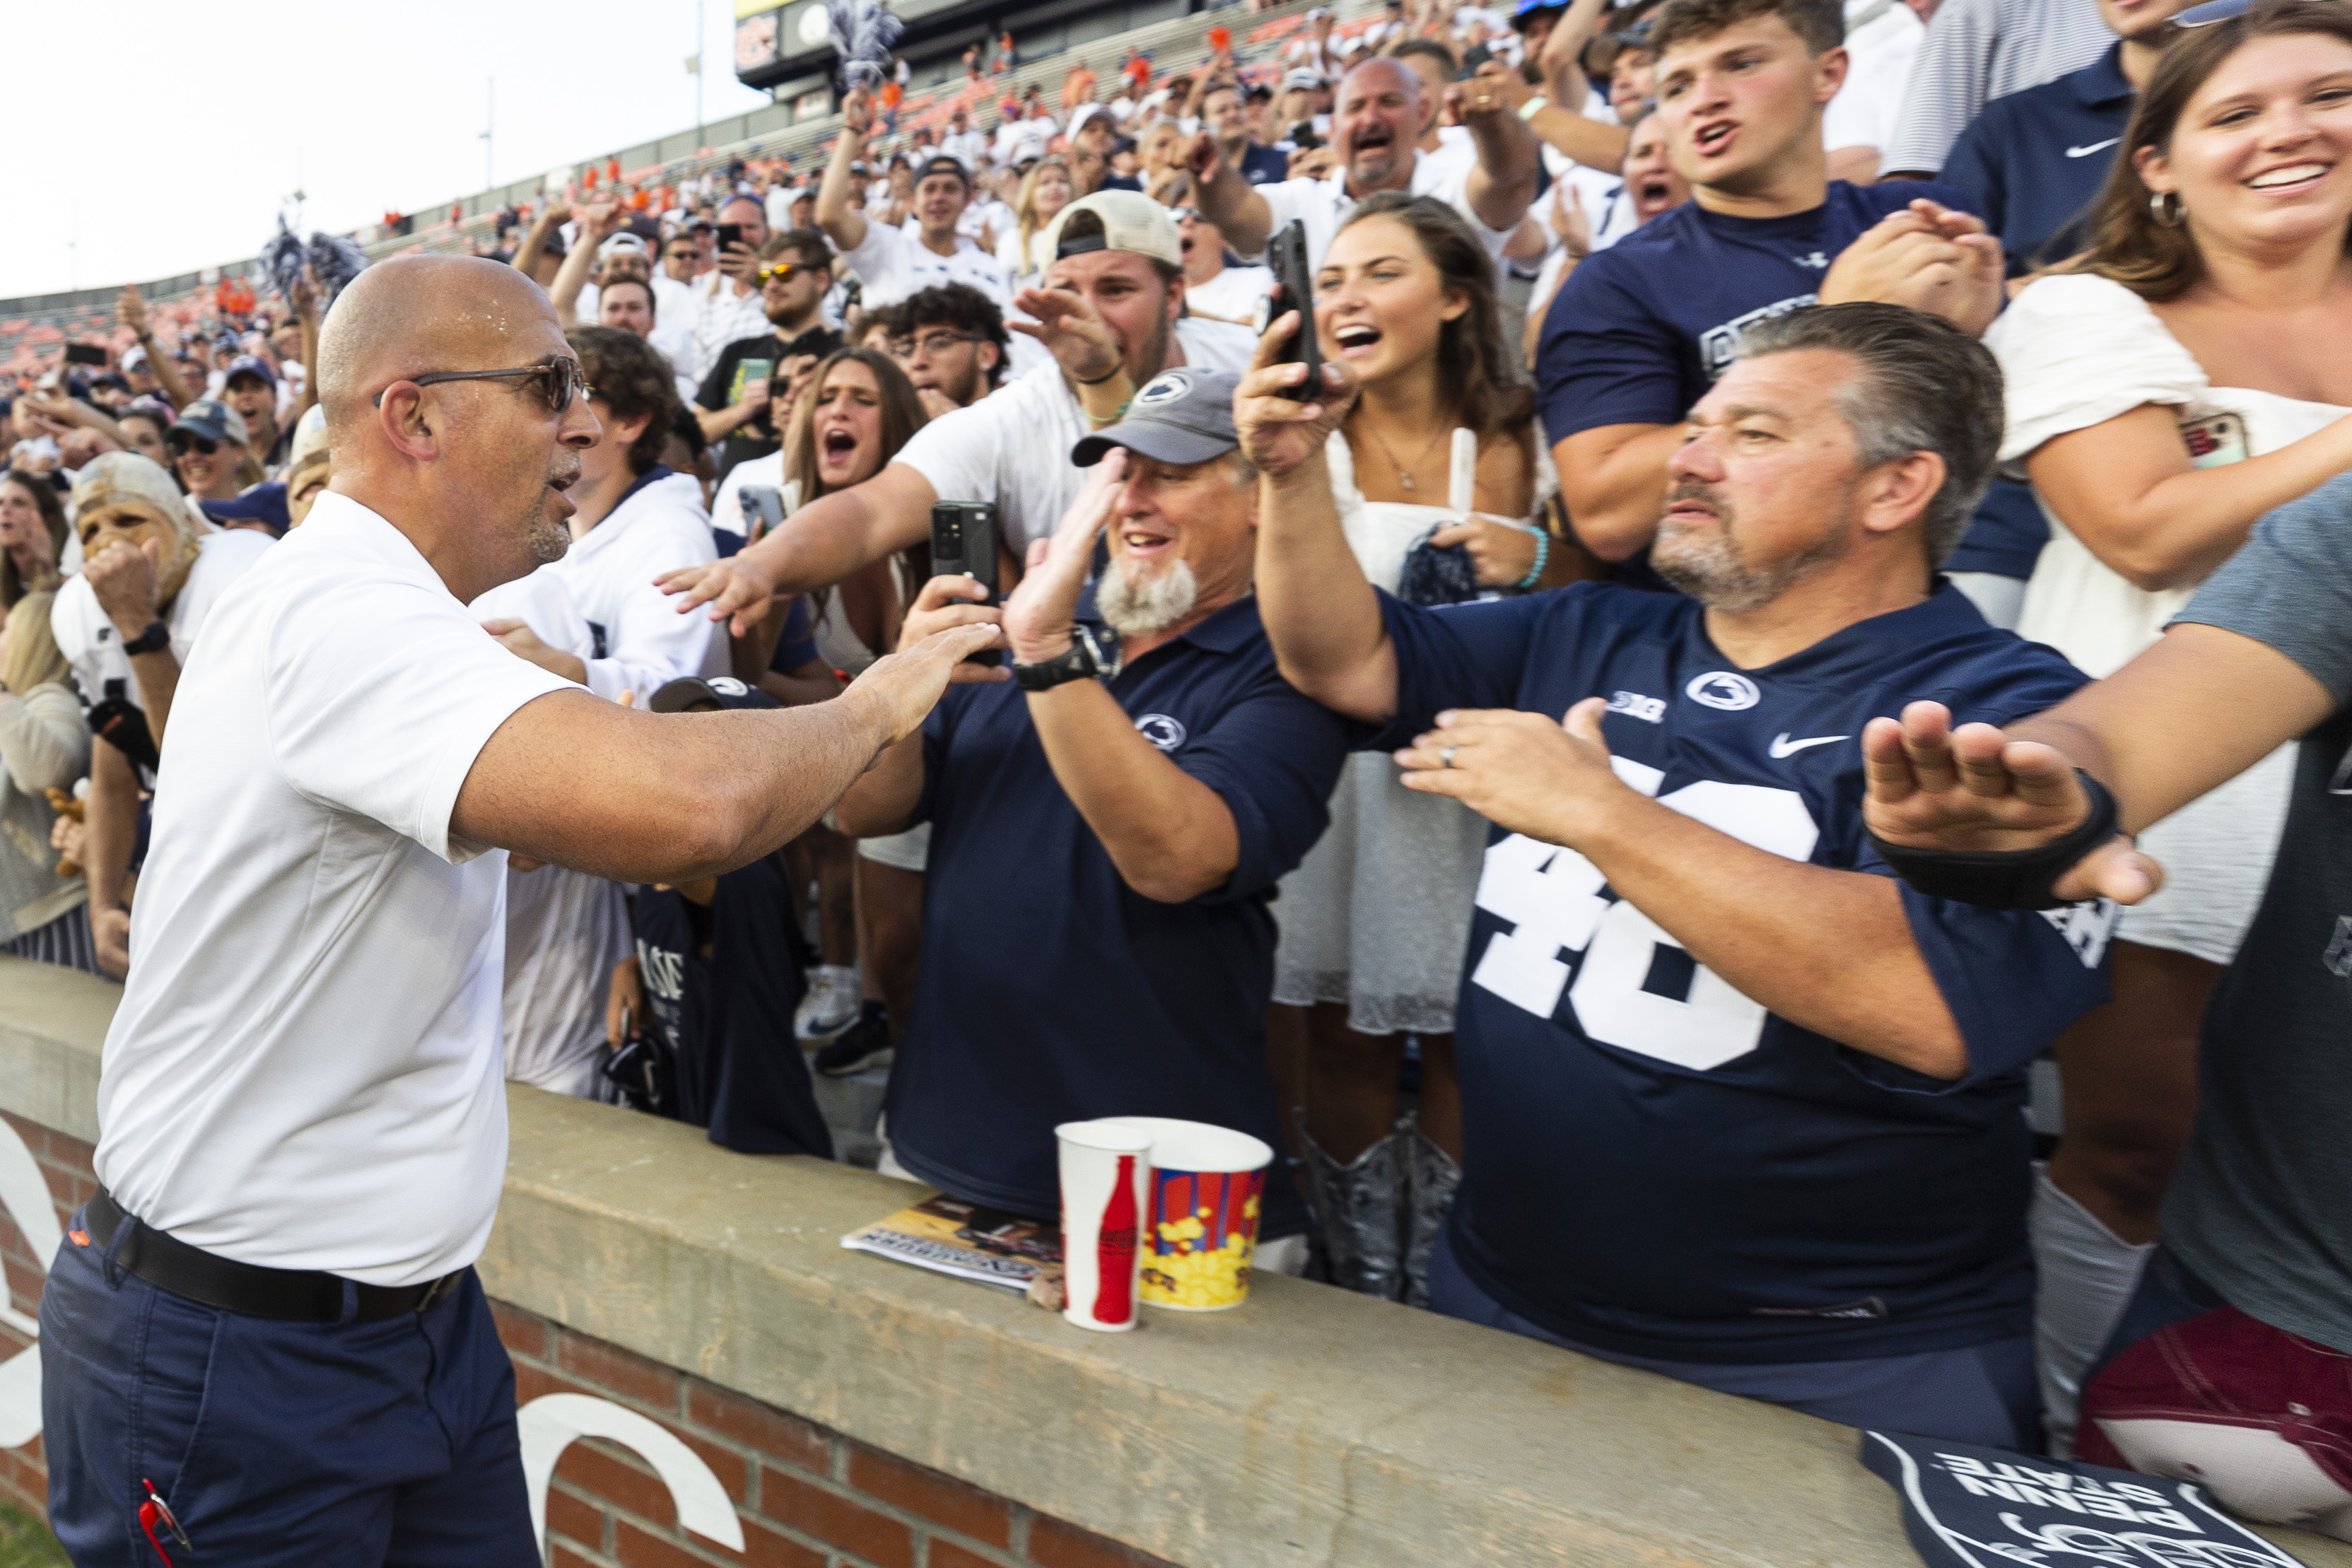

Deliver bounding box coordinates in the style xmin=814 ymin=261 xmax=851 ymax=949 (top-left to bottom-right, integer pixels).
xmin=889 ymin=283 xmax=1011 ymax=414
xmin=693 ymin=230 xmax=843 ymax=486
xmin=37 ymin=254 xmax=994 ymax=1565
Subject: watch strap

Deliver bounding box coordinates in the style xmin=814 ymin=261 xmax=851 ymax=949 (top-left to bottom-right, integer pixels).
xmin=120 ymin=620 xmax=171 ymax=657
xmin=1012 ymin=626 xmax=1119 ymax=691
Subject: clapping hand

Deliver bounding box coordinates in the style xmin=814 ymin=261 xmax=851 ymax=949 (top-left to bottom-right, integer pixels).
xmin=1001 ymin=450 xmax=1125 ymax=663
xmin=1396 ymin=698 xmax=1634 ymax=846
xmin=1861 ymin=701 xmax=2161 ymax=903
xmin=1820 ymin=200 xmax=2005 ymax=337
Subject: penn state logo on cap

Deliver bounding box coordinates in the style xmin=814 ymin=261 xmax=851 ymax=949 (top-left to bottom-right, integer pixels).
xmin=1135 ymin=714 xmax=1188 ymax=751
xmin=1133 ymin=371 xmax=1193 ymax=408
xmin=706 ymin=677 xmax=751 ymax=698
xmin=1686 ymin=672 xmax=1760 ymax=710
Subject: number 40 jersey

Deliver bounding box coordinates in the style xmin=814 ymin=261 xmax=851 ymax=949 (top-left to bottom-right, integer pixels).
xmin=1374 ymin=582 xmax=2114 ymax=1366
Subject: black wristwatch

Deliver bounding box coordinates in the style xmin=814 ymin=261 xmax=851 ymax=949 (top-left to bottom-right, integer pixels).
xmin=1012 ymin=625 xmax=1121 ymax=691
xmin=120 ymin=620 xmax=170 ymax=657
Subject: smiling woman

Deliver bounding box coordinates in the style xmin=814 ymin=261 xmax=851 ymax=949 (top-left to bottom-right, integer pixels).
xmin=1977 ymin=0 xmax=2352 ymax=1455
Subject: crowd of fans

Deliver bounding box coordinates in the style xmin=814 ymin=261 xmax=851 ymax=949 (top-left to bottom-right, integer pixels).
xmin=6 ymin=0 xmax=2351 ymax=1531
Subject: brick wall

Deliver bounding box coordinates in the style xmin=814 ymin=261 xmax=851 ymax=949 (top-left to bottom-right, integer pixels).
xmin=0 ymin=1112 xmax=1175 ymax=1568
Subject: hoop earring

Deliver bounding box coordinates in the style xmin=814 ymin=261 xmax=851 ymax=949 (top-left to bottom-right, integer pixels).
xmin=2149 ymin=190 xmax=2185 ymax=228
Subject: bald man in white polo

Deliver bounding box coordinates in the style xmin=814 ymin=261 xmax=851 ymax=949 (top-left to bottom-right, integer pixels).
xmin=37 ymin=255 xmax=996 ymax=1567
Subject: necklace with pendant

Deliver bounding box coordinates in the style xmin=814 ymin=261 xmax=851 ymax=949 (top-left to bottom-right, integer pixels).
xmin=1362 ymin=417 xmax=1449 ymax=493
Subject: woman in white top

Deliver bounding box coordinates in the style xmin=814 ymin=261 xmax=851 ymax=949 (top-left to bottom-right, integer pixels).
xmin=1980 ymin=0 xmax=2352 ymax=1454
xmin=1268 ymin=194 xmax=1586 ymax=1304
xmin=996 ymin=156 xmax=1075 ymax=288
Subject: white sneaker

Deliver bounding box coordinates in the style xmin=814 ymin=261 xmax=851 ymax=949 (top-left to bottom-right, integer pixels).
xmin=795 ymin=965 xmax=862 ymax=1041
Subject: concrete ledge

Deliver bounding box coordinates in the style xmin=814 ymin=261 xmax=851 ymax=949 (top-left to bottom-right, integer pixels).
xmin=6 ymin=956 xmax=2346 ymax=1568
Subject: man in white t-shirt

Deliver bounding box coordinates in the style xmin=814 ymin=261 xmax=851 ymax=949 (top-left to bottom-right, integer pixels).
xmin=942 ymin=105 xmax=991 ymax=170
xmin=37 ymin=254 xmax=993 ymax=1567
xmin=821 ymin=89 xmax=1014 ymax=313
xmin=659 ymin=192 xmax=1257 ymax=634
xmin=1189 ymin=56 xmax=1541 ymax=273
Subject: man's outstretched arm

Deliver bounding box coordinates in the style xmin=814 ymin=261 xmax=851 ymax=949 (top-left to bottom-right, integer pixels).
xmin=454 ymin=622 xmax=997 ymax=885
xmin=656 ymin=462 xmax=940 ymax=637
xmin=1861 ymin=624 xmax=2336 ymax=904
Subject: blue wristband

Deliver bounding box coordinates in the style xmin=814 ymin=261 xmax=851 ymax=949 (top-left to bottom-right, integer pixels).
xmin=1515 ymin=527 xmax=1550 ymax=590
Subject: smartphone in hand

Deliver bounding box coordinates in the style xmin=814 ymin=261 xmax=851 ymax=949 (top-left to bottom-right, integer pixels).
xmin=930 ymin=501 xmax=1002 ymax=667
xmin=1266 ymin=221 xmax=1323 ymax=404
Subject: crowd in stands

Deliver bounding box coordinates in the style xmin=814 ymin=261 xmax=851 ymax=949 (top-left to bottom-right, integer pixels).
xmin=7 ymin=0 xmax=2352 ymax=1535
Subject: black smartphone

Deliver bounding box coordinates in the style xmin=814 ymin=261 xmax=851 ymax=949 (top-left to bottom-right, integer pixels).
xmin=930 ymin=501 xmax=1002 ymax=667
xmin=1288 ymin=121 xmax=1322 ymax=151
xmin=63 ymin=343 xmax=107 ymax=366
xmin=717 ymin=221 xmax=745 ymax=252
xmin=1266 ymin=220 xmax=1322 ymax=403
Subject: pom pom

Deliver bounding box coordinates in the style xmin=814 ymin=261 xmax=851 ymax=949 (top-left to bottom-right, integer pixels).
xmin=824 ymin=0 xmax=903 ymax=90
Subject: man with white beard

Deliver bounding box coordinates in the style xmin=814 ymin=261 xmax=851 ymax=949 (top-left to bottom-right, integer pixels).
xmin=831 ymin=368 xmax=1350 ymax=1268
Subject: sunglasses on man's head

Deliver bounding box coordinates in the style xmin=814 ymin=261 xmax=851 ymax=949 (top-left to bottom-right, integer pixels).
xmin=370 ymin=357 xmax=590 ymax=416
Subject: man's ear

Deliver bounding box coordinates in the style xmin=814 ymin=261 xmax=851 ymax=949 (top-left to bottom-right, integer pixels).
xmin=1815 ymin=44 xmax=1851 ymax=107
xmin=378 ymin=385 xmax=440 ymax=463
xmin=1862 ymin=450 xmax=1946 ymax=538
xmin=978 ymin=341 xmax=1002 ymax=373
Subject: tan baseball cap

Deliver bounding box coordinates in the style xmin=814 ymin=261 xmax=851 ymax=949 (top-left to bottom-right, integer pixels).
xmin=1038 ymin=191 xmax=1182 ymax=271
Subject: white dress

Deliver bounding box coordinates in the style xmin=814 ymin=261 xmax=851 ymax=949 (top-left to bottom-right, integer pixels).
xmin=1987 ymin=273 xmax=2339 ymax=966
xmin=1269 ymin=431 xmax=1540 ymax=1034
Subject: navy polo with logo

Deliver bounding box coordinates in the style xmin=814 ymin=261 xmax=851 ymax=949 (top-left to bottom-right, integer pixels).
xmin=1939 ymin=44 xmax=2134 ymax=276
xmin=1374 ymin=580 xmax=2112 ymax=1363
xmin=881 ymin=594 xmax=1352 ymax=1238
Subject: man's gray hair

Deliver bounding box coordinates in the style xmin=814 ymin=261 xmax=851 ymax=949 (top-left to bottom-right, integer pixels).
xmin=1732 ymin=303 xmax=2003 ymax=567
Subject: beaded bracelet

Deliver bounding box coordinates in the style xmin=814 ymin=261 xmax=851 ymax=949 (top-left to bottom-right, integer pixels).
xmin=1515 ymin=527 xmax=1551 ymax=590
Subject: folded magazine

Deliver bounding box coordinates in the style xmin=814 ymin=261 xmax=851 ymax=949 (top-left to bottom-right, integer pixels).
xmin=840 ymin=1195 xmax=1063 ymax=1294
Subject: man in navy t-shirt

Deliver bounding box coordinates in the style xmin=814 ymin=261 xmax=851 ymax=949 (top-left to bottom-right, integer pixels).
xmin=1539 ymin=0 xmax=2004 ymax=585
xmin=835 ymin=369 xmax=1351 ymax=1251
xmin=1240 ymin=303 xmax=2111 ymax=1444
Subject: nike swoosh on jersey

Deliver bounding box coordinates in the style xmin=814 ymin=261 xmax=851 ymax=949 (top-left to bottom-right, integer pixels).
xmin=1769 ymin=732 xmax=1849 ymax=759
xmin=2066 ymin=138 xmax=2122 ymax=158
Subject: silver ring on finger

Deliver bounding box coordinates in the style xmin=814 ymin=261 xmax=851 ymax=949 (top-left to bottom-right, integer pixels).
xmin=1440 ymin=744 xmax=1460 ymax=769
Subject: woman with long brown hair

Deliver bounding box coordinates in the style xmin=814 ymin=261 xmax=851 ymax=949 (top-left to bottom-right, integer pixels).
xmin=1263 ymin=194 xmax=1584 ymax=1304
xmin=0 ymin=470 xmax=69 ymax=611
xmin=1980 ymin=0 xmax=2352 ymax=1454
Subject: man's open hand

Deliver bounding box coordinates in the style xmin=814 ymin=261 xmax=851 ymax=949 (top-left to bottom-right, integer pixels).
xmin=1396 ymin=698 xmax=1634 ymax=846
xmin=846 ymin=620 xmax=1006 ymax=744
xmin=1010 ymin=284 xmax=1121 ymax=383
xmin=1002 ymin=450 xmax=1123 ymax=662
xmin=482 ymin=617 xmax=587 ymax=684
xmin=899 ymin=574 xmax=1009 ymax=683
xmin=657 ymin=552 xmax=779 ymax=640
xmin=1861 ymin=701 xmax=2161 ymax=903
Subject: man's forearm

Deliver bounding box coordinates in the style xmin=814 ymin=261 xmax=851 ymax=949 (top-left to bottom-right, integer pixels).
xmin=1553 ymin=424 xmax=1682 ymax=561
xmin=548 ymin=238 xmax=599 ymax=326
xmin=1027 ymin=679 xmax=1238 ymax=903
xmin=1578 ymin=789 xmax=1970 ymax=1078
xmin=1465 ymin=113 xmax=1541 ymax=233
xmin=1525 ymin=105 xmax=1629 ymax=175
xmin=747 ymin=464 xmax=932 ymax=596
xmin=85 ymin=739 xmax=139 ymax=915
xmin=696 ymin=401 xmax=762 ymax=443
xmin=818 ymin=131 xmax=871 ymax=253
xmin=833 ymin=728 xmax=925 ymax=836
xmin=147 ymin=350 xmax=192 ymax=410
xmin=298 ymin=312 xmax=321 ymax=419
xmin=1198 ymin=163 xmax=1272 ymax=254
xmin=127 ymin=652 xmax=180 ymax=747
xmin=1256 ymin=457 xmax=1396 ymax=722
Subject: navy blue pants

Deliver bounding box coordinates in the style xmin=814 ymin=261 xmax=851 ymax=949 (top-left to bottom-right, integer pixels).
xmin=1427 ymin=1229 xmax=2040 ymax=1446
xmin=39 ymin=1207 xmax=538 ymax=1567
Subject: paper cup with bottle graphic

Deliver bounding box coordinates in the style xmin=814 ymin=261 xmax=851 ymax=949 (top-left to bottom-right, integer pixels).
xmin=1055 ymin=1119 xmax=1154 ymax=1332
xmin=1105 ymin=1118 xmax=1274 ymax=1311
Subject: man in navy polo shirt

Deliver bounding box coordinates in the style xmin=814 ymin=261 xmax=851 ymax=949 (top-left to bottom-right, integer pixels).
xmin=1243 ymin=303 xmax=2112 ymax=1443
xmin=1538 ymin=0 xmax=2005 ymax=585
xmin=1937 ymin=0 xmax=2194 ymax=275
xmin=834 ymin=368 xmax=1349 ymax=1256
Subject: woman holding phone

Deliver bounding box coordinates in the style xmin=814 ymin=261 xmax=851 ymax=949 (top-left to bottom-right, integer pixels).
xmin=1256 ymin=195 xmax=1585 ymax=1304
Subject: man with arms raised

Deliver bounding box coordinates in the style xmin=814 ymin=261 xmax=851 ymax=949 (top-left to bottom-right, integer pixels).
xmin=662 ymin=193 xmax=1256 ymax=634
xmin=1538 ymin=0 xmax=2003 ymax=586
xmin=1189 ymin=55 xmax=1542 ymax=271
xmin=36 ymin=256 xmax=992 ymax=1564
xmin=1241 ymin=302 xmax=2110 ymax=1441
xmin=820 ymin=89 xmax=1014 ymax=312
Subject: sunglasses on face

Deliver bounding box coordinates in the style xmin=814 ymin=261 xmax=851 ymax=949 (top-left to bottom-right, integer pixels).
xmin=168 ymin=435 xmax=218 ymax=457
xmin=756 ymin=263 xmax=808 ymax=284
xmin=370 ymin=357 xmax=591 ymax=416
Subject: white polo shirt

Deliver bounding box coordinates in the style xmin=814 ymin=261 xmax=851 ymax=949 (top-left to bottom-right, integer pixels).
xmin=1255 ymin=151 xmax=1515 ymax=274
xmin=895 ymin=315 xmax=1256 ymax=554
xmin=842 ymin=220 xmax=1014 ymax=310
xmin=93 ymin=492 xmax=574 ymax=1285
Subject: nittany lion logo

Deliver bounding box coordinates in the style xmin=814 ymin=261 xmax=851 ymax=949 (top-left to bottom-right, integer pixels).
xmin=1135 ymin=714 xmax=1187 ymax=751
xmin=1685 ymin=672 xmax=1761 ymax=711
xmin=1134 ymin=372 xmax=1193 ymax=407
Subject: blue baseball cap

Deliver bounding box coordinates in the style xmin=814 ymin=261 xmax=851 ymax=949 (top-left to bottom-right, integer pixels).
xmin=199 ymin=482 xmax=290 ymax=537
xmin=223 ymin=355 xmax=276 ymax=390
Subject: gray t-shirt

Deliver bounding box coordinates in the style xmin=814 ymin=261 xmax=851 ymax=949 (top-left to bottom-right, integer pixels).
xmin=2164 ymin=472 xmax=2352 ymax=1354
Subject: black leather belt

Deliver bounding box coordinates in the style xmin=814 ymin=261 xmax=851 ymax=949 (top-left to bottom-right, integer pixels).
xmin=84 ymin=1188 xmax=462 ymax=1323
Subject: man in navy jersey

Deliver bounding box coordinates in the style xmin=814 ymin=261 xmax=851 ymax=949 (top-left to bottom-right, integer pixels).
xmin=1539 ymin=0 xmax=2006 ymax=587
xmin=1241 ymin=303 xmax=2111 ymax=1444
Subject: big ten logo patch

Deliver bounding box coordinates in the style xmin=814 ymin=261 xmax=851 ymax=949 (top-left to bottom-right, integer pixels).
xmin=1470 ymin=758 xmax=1817 ymax=1072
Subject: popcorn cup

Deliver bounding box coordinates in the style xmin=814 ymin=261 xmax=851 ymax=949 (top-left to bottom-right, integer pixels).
xmin=1104 ymin=1118 xmax=1273 ymax=1311
xmin=1055 ymin=1120 xmax=1154 ymax=1332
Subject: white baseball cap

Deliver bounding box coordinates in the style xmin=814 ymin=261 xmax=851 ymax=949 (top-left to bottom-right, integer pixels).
xmin=1039 ymin=190 xmax=1183 ymax=270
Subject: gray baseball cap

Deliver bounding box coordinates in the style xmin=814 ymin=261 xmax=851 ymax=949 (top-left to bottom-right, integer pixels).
xmin=1070 ymin=368 xmax=1241 ymax=468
